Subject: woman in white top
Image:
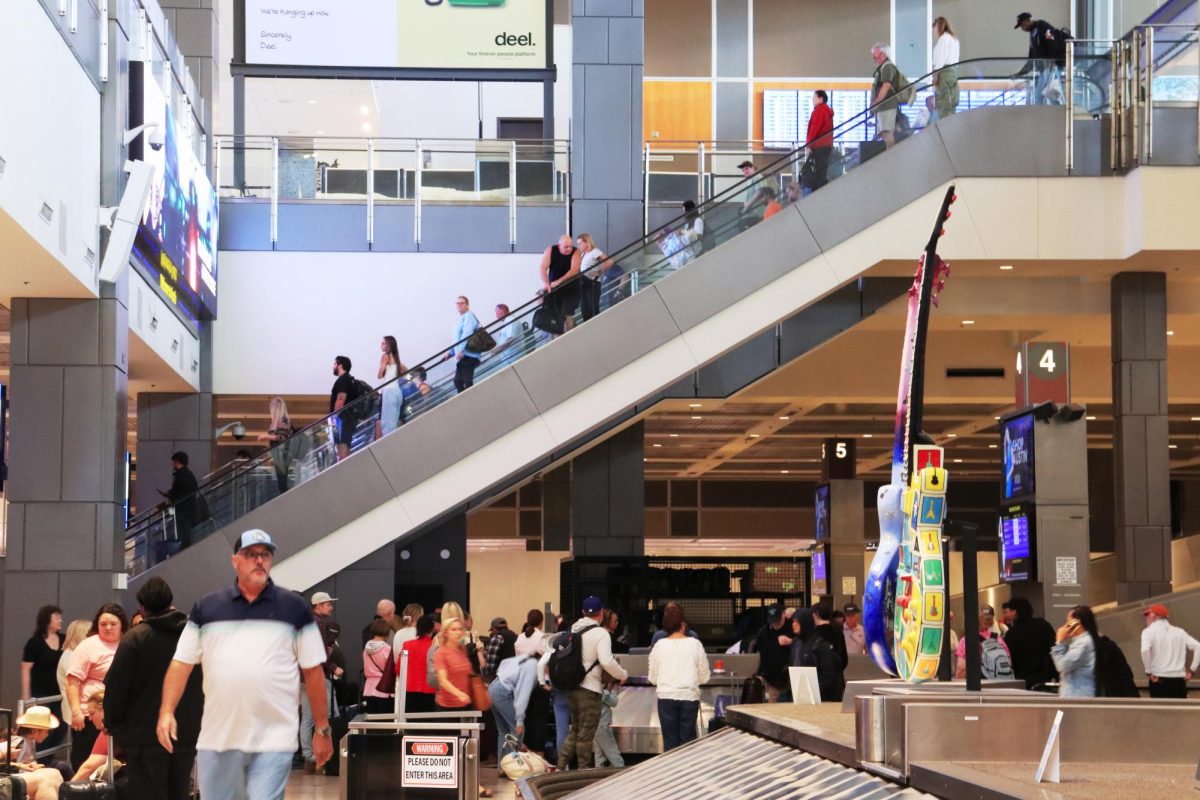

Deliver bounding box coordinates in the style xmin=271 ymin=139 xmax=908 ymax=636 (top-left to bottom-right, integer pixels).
xmin=931 ymin=16 xmax=961 ymax=120
xmin=377 ymin=335 xmax=408 ymax=436
xmin=576 ymin=233 xmax=609 ymax=321
xmin=648 ymin=604 xmax=711 ymax=751
xmin=515 ymin=609 xmax=548 ymax=658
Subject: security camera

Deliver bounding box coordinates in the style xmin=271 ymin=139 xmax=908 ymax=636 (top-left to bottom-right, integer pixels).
xmin=214 ymin=421 xmax=247 ymax=442
xmin=147 ymin=126 xmax=165 ymax=151
xmin=122 ymin=123 xmax=162 ymax=150
xmin=232 ymin=422 xmax=247 ymax=441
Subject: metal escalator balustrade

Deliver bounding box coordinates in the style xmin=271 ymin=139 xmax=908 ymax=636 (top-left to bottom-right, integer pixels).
xmin=124 ymin=55 xmax=1105 ymax=577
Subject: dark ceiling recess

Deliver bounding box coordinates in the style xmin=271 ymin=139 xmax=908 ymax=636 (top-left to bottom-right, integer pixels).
xmin=946 ymin=367 xmax=1006 ymax=379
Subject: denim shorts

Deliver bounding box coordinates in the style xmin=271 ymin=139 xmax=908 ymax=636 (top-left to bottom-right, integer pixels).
xmin=196 ymin=750 xmax=294 ymax=800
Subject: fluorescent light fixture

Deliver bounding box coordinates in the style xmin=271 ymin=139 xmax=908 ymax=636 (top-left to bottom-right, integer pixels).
xmin=1086 ymin=416 xmax=1097 ymax=421
xmin=953 ymin=458 xmax=963 ymax=463
xmin=691 ymin=416 xmax=702 ymax=420
xmin=669 ymin=433 xmax=679 ymax=438
xmin=988 ymin=444 xmax=998 ymax=449
xmin=962 ymin=320 xmax=975 ymax=326
xmin=1169 ymin=444 xmax=1178 ymax=449
xmin=1166 ymin=330 xmax=1174 ymax=336
xmin=749 ymin=434 xmax=760 ymax=438
xmin=999 ymin=264 xmax=1014 ymax=271
xmin=780 ymin=469 xmax=789 ymax=474
xmin=688 ymin=403 xmax=702 ymax=408
xmin=652 ymin=443 xmax=662 ymax=448
xmin=863 ymin=434 xmax=873 ymax=438
xmin=948 ymin=433 xmax=958 ymax=438
xmin=778 ymin=416 xmax=790 ymax=421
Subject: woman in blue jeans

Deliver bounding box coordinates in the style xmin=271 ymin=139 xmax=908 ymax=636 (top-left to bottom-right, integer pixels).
xmin=648 ymin=604 xmax=711 ymax=751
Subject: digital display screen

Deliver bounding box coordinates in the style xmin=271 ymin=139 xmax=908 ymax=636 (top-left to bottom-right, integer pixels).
xmin=811 ymin=549 xmax=827 ymax=595
xmin=999 ymin=504 xmax=1035 ymax=583
xmin=243 ymin=0 xmax=550 ymax=71
xmin=814 ymin=484 xmax=830 ymax=541
xmin=132 ymin=64 xmax=218 ymax=322
xmin=1002 ymin=412 xmax=1035 ymax=500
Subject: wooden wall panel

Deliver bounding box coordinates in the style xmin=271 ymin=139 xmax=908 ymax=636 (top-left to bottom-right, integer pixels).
xmin=644 ymin=81 xmax=713 ymax=145
xmin=646 ymin=0 xmax=712 ymax=77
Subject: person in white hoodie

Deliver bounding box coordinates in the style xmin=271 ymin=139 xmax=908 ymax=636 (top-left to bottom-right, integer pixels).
xmin=554 ymin=596 xmax=628 ymax=770
xmin=648 ymin=604 xmax=710 ymax=751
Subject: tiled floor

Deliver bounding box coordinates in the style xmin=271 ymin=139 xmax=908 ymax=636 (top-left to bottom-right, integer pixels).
xmin=283 ymin=766 xmax=516 ymax=799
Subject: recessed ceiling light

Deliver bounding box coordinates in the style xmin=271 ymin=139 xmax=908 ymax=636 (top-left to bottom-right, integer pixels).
xmin=359 ymin=105 xmax=369 ymax=115
xmin=652 ymin=443 xmax=662 ymax=448
xmin=308 ymin=99 xmax=318 ymax=104
xmin=948 ymin=433 xmax=958 ymax=438
xmin=988 ymin=444 xmax=998 ymax=449
xmin=994 ymin=416 xmax=1001 ymax=420
xmin=1192 ymin=417 xmax=1200 ymax=422
xmin=315 ymin=130 xmax=325 ymax=135
xmin=1086 ymin=416 xmax=1097 ymax=421
xmin=999 ymin=264 xmax=1014 ymax=271
xmin=688 ymin=403 xmax=702 ymax=408
xmin=1169 ymin=444 xmax=1178 ymax=449
xmin=778 ymin=416 xmax=790 ymax=421
xmin=669 ymin=433 xmax=679 ymax=438
xmin=953 ymin=458 xmax=963 ymax=463
xmin=750 ymin=434 xmax=760 ymax=438
xmin=691 ymin=416 xmax=702 ymax=420
xmin=1166 ymin=330 xmax=1175 ymax=336
xmin=863 ymin=434 xmax=873 ymax=438
xmin=780 ymin=469 xmax=789 ymax=474
xmin=962 ymin=320 xmax=975 ymax=326
xmin=362 ymin=122 xmax=372 ymax=133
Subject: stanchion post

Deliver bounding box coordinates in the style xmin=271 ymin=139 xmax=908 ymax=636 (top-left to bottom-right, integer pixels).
xmin=954 ymin=520 xmax=982 ymax=692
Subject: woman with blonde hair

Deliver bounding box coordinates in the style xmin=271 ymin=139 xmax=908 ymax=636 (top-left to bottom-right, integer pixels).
xmin=576 ymin=233 xmax=609 ymax=321
xmin=434 ymin=618 xmax=494 ymax=797
xmin=55 ymin=620 xmax=91 ymax=733
xmin=257 ymin=396 xmax=295 ymax=494
xmin=393 ymin=603 xmax=425 ymax=648
xmin=931 ymin=16 xmax=960 ymax=119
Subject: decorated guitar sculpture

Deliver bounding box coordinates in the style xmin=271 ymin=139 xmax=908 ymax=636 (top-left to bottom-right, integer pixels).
xmin=863 ymin=186 xmax=956 ymax=681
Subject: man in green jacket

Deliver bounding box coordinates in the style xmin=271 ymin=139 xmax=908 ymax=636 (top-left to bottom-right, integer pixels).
xmin=871 ymin=44 xmax=904 ymax=149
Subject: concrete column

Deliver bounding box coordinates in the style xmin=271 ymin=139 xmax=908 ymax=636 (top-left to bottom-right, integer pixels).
xmin=135 ymin=393 xmax=215 ymax=516
xmin=2 ymin=294 xmax=129 ymax=703
xmin=542 ymin=465 xmax=572 ymax=552
xmin=1030 ymin=415 xmax=1091 ymax=621
xmin=828 ymin=480 xmax=865 ymax=609
xmin=396 ymin=514 xmax=469 ymax=610
xmin=571 ymin=0 xmax=644 ymax=248
xmin=158 ymin=1 xmax=219 ymax=138
xmin=1111 ymin=272 xmax=1172 ymax=602
xmin=571 ymin=422 xmax=644 ymax=557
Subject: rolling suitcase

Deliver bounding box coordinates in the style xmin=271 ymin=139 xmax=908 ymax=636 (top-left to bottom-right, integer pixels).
xmin=57 ymin=727 xmax=118 ymax=799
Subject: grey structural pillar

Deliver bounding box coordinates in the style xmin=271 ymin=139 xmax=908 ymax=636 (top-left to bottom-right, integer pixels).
xmin=157 ymin=1 xmax=219 ymax=143
xmin=542 ymin=465 xmax=572 ymax=552
xmin=2 ymin=293 xmax=130 ymax=704
xmin=570 ymin=422 xmax=644 ymax=557
xmin=571 ymin=0 xmax=644 ymax=248
xmin=306 ymin=543 xmax=396 ymax=687
xmin=396 ymin=513 xmax=469 ymax=611
xmin=714 ymin=0 xmax=750 ymax=142
xmin=135 ymin=393 xmax=215 ymax=515
xmin=1111 ymin=272 xmax=1172 ymax=603
xmin=1030 ymin=415 xmax=1091 ymax=621
xmin=827 ymin=480 xmax=865 ymax=610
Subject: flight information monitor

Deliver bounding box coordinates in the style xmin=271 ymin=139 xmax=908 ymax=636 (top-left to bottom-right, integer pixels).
xmin=763 ymin=89 xmax=871 ymax=147
xmin=998 ymin=502 xmax=1036 ymax=583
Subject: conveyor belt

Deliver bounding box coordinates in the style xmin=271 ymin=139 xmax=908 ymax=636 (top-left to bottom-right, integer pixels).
xmin=546 ymin=727 xmax=931 ymax=800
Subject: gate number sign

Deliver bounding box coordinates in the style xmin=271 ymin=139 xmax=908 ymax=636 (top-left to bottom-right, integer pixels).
xmin=402 ymin=736 xmax=458 ymax=789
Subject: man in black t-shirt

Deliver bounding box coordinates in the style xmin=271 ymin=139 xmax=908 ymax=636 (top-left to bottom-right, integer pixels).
xmin=754 ymin=606 xmax=794 ymax=701
xmin=160 ymin=452 xmax=199 ymax=547
xmin=330 ymin=356 xmax=356 ymax=461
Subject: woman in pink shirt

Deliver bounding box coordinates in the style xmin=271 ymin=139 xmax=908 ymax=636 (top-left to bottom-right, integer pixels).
xmin=64 ymin=603 xmax=128 ymax=772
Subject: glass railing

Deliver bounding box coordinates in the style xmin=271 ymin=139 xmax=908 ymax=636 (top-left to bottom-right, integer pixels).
xmin=125 ymin=56 xmax=1087 ymax=575
xmin=215 ymin=135 xmax=571 ymax=247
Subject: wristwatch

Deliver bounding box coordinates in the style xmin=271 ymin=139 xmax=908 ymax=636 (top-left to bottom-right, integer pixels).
xmin=315 ymin=726 xmax=332 ymax=737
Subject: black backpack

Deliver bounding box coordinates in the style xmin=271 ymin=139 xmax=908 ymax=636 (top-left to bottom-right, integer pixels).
xmin=547 ymin=623 xmax=599 ymax=690
xmin=344 ymin=377 xmax=378 ymax=422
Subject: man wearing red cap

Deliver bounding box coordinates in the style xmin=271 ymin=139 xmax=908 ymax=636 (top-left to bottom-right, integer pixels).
xmin=1139 ymin=603 xmax=1200 ymax=699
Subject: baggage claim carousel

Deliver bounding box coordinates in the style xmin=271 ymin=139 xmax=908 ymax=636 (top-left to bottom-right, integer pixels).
xmin=513 ymin=654 xmax=1200 ymax=800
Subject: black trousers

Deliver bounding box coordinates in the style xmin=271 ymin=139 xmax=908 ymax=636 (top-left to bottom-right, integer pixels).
xmin=522 ymin=684 xmax=551 ymax=754
xmin=454 ymin=356 xmax=480 ymax=393
xmin=363 ymin=696 xmax=393 ymax=714
xmin=810 ymin=148 xmax=831 ymax=189
xmin=1148 ymin=676 xmax=1188 ymax=698
xmin=405 ymin=692 xmax=436 ymax=714
xmin=123 ymin=744 xmax=197 ymax=800
xmin=580 ymin=279 xmax=603 ymax=321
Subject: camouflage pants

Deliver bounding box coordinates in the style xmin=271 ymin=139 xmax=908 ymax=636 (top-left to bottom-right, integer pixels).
xmin=557 ymin=688 xmax=603 ymax=769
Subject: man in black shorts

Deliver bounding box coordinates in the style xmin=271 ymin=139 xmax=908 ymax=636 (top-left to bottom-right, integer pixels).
xmin=330 ymin=356 xmax=356 ymax=461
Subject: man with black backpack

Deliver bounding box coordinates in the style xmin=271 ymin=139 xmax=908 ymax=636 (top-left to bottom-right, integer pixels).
xmin=330 ymin=356 xmax=357 ymax=461
xmin=1015 ymin=12 xmax=1072 ymax=105
xmin=548 ymin=596 xmax=627 ymax=770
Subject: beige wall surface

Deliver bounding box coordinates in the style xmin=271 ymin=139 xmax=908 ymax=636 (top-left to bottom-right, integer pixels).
xmin=468 ymin=550 xmax=565 ymax=629
xmin=754 ymin=0 xmax=889 ymax=78
xmin=645 ymin=0 xmax=712 ymax=77
xmin=933 ymin=0 xmax=1072 ymax=65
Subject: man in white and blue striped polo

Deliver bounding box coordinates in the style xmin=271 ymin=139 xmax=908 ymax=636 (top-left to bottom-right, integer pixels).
xmin=156 ymin=529 xmax=331 ymax=800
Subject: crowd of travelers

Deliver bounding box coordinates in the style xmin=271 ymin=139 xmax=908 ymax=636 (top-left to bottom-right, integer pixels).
xmin=5 ymin=523 xmax=1199 ymax=799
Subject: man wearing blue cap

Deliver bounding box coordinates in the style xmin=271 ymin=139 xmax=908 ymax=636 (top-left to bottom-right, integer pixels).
xmin=555 ymin=596 xmax=627 ymax=770
xmin=156 ymin=529 xmax=331 ymax=800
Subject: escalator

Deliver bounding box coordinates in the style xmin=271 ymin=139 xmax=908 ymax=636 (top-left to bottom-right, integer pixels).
xmin=127 ymin=56 xmax=1115 ymax=598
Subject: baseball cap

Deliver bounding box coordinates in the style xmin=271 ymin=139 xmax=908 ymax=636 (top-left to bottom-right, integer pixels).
xmin=1143 ymin=603 xmax=1170 ymax=618
xmin=490 ymin=617 xmax=507 ymax=630
xmin=582 ymin=595 xmax=604 ymax=614
xmin=310 ymin=591 xmax=337 ymax=605
xmin=234 ymin=528 xmax=277 ymax=554
xmin=843 ymin=603 xmax=861 ymax=615
xmin=1015 ymin=12 xmax=1033 ymax=28
xmin=737 ymin=160 xmax=754 ymax=169
xmin=766 ymin=605 xmax=783 ymax=620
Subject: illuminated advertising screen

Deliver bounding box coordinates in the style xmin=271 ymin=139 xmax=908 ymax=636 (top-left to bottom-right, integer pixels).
xmin=243 ymin=0 xmax=551 ymax=71
xmin=131 ymin=64 xmax=218 ymax=322
xmin=998 ymin=503 xmax=1036 ymax=583
xmin=814 ymin=484 xmax=830 ymax=541
xmin=1001 ymin=411 xmax=1035 ymax=500
xmin=811 ymin=546 xmax=828 ymax=596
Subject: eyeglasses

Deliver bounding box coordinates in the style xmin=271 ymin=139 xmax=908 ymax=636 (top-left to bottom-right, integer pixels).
xmin=239 ymin=549 xmax=273 ymax=562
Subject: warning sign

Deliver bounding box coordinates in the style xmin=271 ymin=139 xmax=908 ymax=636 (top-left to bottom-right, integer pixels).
xmin=402 ymin=736 xmax=459 ymax=789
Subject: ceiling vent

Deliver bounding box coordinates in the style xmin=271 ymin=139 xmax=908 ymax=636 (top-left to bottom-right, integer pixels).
xmin=946 ymin=367 xmax=1005 ymax=379
xmin=39 ymin=202 xmax=54 ymax=223
xmin=84 ymin=247 xmax=97 ymax=269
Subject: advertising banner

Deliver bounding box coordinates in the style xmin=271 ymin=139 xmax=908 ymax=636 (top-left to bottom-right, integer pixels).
xmin=244 ymin=0 xmax=550 ymax=71
xmin=131 ymin=65 xmax=219 ymax=321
